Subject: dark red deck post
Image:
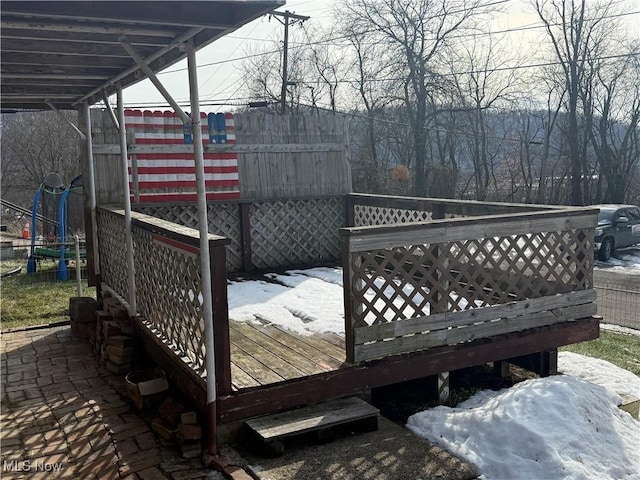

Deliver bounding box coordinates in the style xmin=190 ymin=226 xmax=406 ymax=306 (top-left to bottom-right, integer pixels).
xmin=239 ymin=203 xmax=253 ymax=272
xmin=344 ymin=194 xmax=355 ymax=227
xmin=209 ymin=238 xmax=232 ymax=397
xmin=432 ymin=202 xmax=446 ymax=220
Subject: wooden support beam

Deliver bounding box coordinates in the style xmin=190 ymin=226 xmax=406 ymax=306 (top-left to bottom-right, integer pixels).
xmin=211 ymin=243 xmax=232 ymax=396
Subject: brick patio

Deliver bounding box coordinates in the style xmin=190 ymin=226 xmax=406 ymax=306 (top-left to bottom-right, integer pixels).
xmin=0 ymin=325 xmax=223 ymax=480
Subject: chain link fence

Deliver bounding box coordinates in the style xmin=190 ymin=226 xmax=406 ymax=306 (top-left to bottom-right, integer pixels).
xmin=594 ymin=278 xmax=640 ymax=330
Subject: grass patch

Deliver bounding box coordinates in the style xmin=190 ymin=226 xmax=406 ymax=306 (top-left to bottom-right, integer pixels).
xmin=561 ymin=330 xmax=640 ymax=376
xmin=1 ymin=258 xmax=95 ymax=331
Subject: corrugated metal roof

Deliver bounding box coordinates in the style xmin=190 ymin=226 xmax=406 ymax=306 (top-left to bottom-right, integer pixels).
xmin=0 ymin=1 xmax=284 ymax=110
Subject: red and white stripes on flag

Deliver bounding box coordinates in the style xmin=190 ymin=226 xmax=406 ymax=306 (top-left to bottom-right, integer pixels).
xmin=124 ymin=110 xmax=239 ymax=203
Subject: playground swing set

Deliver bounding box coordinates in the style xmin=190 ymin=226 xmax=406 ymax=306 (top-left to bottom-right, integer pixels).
xmin=26 ymin=173 xmax=86 ymax=280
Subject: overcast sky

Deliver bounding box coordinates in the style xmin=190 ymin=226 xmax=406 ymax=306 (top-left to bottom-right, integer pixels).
xmin=120 ymin=0 xmax=640 ymax=111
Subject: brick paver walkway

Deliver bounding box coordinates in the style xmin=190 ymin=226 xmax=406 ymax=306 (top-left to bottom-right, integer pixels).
xmin=0 ymin=325 xmax=223 ymax=479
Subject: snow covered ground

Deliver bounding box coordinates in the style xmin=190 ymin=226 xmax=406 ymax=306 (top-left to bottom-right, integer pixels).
xmin=596 ymin=246 xmax=640 ymax=275
xmin=228 ymin=266 xmax=639 ymax=480
xmin=407 ymin=353 xmax=640 ymax=480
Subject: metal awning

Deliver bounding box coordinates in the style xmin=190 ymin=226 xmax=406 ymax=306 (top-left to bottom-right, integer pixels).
xmin=0 ymin=0 xmax=284 ymax=110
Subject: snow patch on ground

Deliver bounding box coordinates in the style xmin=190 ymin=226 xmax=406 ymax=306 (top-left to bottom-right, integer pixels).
xmin=407 ymin=374 xmax=640 ymax=480
xmin=407 ymin=355 xmax=640 ymax=480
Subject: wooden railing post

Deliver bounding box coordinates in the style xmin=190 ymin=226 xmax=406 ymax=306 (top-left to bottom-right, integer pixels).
xmin=210 ymin=238 xmax=232 ymax=396
xmin=432 ymin=202 xmax=446 ymax=220
xmin=344 ymin=194 xmax=355 ymax=227
xmin=239 ymin=203 xmax=253 ymax=272
xmin=341 ymin=229 xmax=356 ymax=364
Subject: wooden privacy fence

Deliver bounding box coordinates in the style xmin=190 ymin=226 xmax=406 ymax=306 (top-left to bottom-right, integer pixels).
xmin=135 ymin=196 xmax=347 ymax=272
xmin=341 ymin=197 xmax=598 ymax=363
xmin=95 ymin=206 xmax=231 ymax=391
xmin=90 ymin=111 xmax=351 ymax=205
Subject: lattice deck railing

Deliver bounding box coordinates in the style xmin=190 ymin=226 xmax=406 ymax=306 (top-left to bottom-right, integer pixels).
xmin=136 ymin=196 xmax=345 ymax=272
xmin=96 ymin=208 xmax=128 ymax=299
xmin=341 ymin=205 xmax=598 ymax=363
xmin=96 ymin=206 xmax=231 ymax=387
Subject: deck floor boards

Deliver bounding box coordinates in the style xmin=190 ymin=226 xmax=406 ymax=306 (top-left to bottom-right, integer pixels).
xmin=230 ymin=325 xmax=309 ymax=379
xmin=252 ymin=323 xmax=345 ymax=370
xmin=232 ymin=323 xmax=329 ymax=376
xmin=230 ymin=340 xmax=285 ymax=387
xmin=229 ymin=321 xmax=347 ymax=390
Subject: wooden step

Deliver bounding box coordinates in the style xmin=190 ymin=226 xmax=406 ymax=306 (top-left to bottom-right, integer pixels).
xmin=245 ymin=397 xmax=379 ymax=456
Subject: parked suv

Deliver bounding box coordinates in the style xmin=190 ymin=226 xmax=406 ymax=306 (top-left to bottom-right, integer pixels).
xmin=594 ymin=204 xmax=640 ymax=261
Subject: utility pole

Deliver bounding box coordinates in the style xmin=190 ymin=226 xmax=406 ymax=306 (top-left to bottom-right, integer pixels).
xmin=270 ymin=10 xmax=310 ymax=115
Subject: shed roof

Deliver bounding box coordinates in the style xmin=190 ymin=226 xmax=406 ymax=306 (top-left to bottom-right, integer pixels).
xmin=0 ymin=1 xmax=283 ymax=110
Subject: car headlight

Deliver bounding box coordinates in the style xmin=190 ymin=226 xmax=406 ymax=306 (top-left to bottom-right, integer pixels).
xmin=595 ymin=228 xmax=603 ymax=237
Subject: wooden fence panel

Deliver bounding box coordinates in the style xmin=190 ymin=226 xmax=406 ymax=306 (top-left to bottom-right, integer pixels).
xmin=91 ymin=110 xmax=351 ymax=204
xmin=235 ymin=113 xmax=351 ymax=199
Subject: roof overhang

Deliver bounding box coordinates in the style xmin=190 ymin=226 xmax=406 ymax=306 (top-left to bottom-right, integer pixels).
xmin=0 ymin=0 xmax=284 ymax=110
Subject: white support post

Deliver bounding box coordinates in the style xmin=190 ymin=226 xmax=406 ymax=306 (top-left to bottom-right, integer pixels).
xmin=117 ymin=87 xmax=137 ymax=316
xmin=84 ymin=102 xmax=100 ymax=275
xmin=186 ymin=39 xmax=218 ymax=456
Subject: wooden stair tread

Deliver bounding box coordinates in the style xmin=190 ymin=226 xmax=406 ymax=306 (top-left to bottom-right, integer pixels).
xmin=245 ymin=397 xmax=379 ymax=441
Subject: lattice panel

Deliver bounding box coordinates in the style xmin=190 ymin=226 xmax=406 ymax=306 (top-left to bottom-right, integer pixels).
xmin=137 ymin=204 xmax=199 ymax=228
xmin=348 ymin=228 xmax=594 ymax=328
xmin=96 ymin=210 xmax=128 ymax=299
xmin=354 ymin=205 xmax=433 ymax=226
xmin=250 ymin=197 xmax=345 ymax=269
xmin=133 ymin=228 xmax=207 ymax=374
xmin=208 ymin=204 xmax=242 ymax=272
xmin=135 ymin=203 xmax=242 ymax=272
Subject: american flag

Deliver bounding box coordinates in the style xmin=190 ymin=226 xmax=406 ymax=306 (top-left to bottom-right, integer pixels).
xmin=124 ymin=110 xmax=240 ymax=203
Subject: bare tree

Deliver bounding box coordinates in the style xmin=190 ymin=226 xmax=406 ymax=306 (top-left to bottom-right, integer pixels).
xmin=450 ymin=33 xmax=523 ymax=200
xmin=239 ymin=28 xmax=311 ymax=112
xmin=532 ymin=0 xmax=622 ymax=205
xmin=337 ymin=0 xmax=490 ymax=197
xmin=584 ymin=43 xmax=640 ymax=203
xmin=336 ymin=17 xmax=400 ymax=191
xmin=1 ymin=111 xmax=81 ymax=207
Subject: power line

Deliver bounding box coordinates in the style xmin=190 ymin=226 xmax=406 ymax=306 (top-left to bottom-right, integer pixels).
xmin=158 ymin=9 xmax=639 ymax=76
xmin=269 ymin=52 xmax=638 ymax=89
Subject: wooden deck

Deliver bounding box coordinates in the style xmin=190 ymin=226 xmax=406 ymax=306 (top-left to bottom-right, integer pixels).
xmin=102 ymin=194 xmax=601 ymax=442
xmin=229 ymin=321 xmax=346 ymax=390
